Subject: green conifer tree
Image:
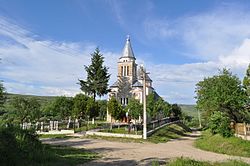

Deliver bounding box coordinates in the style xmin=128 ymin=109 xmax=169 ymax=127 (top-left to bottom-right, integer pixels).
xmin=79 ymin=48 xmax=110 ymax=101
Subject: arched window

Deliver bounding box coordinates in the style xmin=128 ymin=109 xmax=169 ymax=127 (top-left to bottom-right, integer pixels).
xmin=121 ymin=66 xmax=123 ymax=76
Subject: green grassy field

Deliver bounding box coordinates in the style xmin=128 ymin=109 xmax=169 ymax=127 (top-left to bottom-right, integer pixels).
xmin=195 ymin=130 xmax=250 ymax=157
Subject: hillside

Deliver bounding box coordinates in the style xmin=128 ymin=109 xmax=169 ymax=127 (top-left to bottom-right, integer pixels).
xmin=5 ymin=93 xmax=58 ymax=105
xmin=179 ymin=104 xmax=198 ymax=118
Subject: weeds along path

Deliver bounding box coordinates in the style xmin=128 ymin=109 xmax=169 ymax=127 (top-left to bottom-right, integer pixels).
xmin=42 ymin=131 xmax=250 ymax=166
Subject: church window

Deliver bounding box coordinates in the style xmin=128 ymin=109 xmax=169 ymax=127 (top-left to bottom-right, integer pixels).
xmin=127 ymin=66 xmax=129 ymax=75
xmin=121 ymin=66 xmax=123 ymax=76
xmin=120 ymin=98 xmax=123 ymax=104
xmin=126 ymin=98 xmax=128 ymax=104
xmin=124 ymin=66 xmax=126 ymax=76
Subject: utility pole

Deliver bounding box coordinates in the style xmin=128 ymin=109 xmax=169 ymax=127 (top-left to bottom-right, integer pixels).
xmin=142 ymin=66 xmax=147 ymax=139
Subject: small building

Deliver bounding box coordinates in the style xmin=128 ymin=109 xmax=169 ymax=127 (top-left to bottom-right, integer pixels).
xmin=107 ymin=36 xmax=156 ymax=122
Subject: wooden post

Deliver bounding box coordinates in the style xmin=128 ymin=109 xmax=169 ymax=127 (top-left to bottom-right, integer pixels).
xmin=244 ymin=122 xmax=247 ymax=139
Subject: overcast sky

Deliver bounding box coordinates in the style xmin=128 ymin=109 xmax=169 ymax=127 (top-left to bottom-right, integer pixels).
xmin=1 ymin=0 xmax=250 ymax=104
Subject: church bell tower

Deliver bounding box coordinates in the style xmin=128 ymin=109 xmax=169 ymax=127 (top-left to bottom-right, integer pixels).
xmin=117 ymin=35 xmax=137 ymax=84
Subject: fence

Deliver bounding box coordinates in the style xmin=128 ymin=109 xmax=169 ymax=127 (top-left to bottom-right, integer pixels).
xmin=235 ymin=123 xmax=250 ymax=140
xmin=147 ymin=117 xmax=180 ymax=136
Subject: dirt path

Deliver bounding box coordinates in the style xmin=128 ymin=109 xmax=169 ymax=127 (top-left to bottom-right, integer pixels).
xmin=42 ymin=132 xmax=250 ymax=165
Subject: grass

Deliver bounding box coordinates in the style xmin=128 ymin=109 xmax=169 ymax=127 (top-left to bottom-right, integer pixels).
xmin=167 ymin=157 xmax=250 ymax=166
xmin=100 ymin=126 xmax=142 ymax=135
xmin=44 ymin=145 xmax=98 ymax=166
xmin=39 ymin=134 xmax=72 ymax=139
xmin=195 ymin=130 xmax=250 ymax=157
xmin=86 ymin=134 xmax=144 ymax=143
xmin=147 ymin=122 xmax=191 ymax=143
xmin=74 ymin=123 xmax=105 ymax=133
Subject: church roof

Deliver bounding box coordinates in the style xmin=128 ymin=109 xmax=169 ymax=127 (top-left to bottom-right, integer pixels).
xmin=137 ymin=68 xmax=152 ymax=82
xmin=132 ymin=81 xmax=143 ymax=87
xmin=119 ymin=36 xmax=136 ymax=60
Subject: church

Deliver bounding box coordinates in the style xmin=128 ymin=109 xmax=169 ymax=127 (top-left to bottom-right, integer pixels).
xmin=107 ymin=36 xmax=155 ymax=122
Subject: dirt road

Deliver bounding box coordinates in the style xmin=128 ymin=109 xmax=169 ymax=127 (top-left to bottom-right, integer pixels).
xmin=43 ymin=132 xmax=250 ymax=165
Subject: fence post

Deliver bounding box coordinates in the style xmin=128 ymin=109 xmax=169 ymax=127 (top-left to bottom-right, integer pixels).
xmin=244 ymin=122 xmax=247 ymax=139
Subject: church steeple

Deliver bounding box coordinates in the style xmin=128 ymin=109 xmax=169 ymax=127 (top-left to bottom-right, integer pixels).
xmin=120 ymin=35 xmax=136 ymax=60
xmin=117 ymin=36 xmax=137 ymax=84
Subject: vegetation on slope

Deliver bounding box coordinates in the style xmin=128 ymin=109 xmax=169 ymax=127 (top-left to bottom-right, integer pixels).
xmin=195 ymin=130 xmax=250 ymax=157
xmin=147 ymin=122 xmax=191 ymax=143
xmin=0 ymin=126 xmax=97 ymax=166
xmin=179 ymin=104 xmax=197 ymax=118
xmin=167 ymin=157 xmax=249 ymax=166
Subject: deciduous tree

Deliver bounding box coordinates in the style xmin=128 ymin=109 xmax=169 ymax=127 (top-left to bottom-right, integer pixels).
xmin=195 ymin=69 xmax=248 ymax=122
xmin=243 ymin=64 xmax=250 ymax=97
xmin=107 ymin=97 xmax=124 ymax=121
xmin=126 ymin=98 xmax=142 ymax=120
xmin=72 ymin=94 xmax=89 ymax=119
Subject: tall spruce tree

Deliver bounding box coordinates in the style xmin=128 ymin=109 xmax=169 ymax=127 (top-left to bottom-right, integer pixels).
xmin=79 ymin=48 xmax=110 ymax=101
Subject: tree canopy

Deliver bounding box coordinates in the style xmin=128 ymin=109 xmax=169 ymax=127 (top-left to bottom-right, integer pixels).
xmin=107 ymin=97 xmax=124 ymax=121
xmin=195 ymin=69 xmax=248 ymax=122
xmin=43 ymin=96 xmax=73 ymax=120
xmin=8 ymin=96 xmax=41 ymax=124
xmin=125 ymin=98 xmax=142 ymax=120
xmin=146 ymin=92 xmax=171 ymax=120
xmin=79 ymin=48 xmax=110 ymax=100
xmin=72 ymin=94 xmax=89 ymax=119
xmin=86 ymin=97 xmax=99 ymax=119
xmin=243 ymin=64 xmax=250 ymax=97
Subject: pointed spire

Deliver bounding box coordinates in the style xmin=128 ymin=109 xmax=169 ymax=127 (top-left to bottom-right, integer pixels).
xmin=120 ymin=35 xmax=136 ymax=60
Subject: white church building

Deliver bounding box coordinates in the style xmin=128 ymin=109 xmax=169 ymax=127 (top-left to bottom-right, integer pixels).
xmin=107 ymin=36 xmax=156 ymax=122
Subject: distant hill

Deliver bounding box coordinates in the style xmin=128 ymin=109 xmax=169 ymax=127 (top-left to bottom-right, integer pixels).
xmin=179 ymin=104 xmax=198 ymax=118
xmin=6 ymin=93 xmax=58 ymax=105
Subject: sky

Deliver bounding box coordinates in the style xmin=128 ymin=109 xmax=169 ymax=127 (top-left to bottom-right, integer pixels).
xmin=1 ymin=0 xmax=250 ymax=104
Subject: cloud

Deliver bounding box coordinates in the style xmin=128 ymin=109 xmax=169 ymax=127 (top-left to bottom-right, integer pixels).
xmin=143 ymin=4 xmax=250 ymax=61
xmin=144 ymin=38 xmax=250 ymax=103
xmin=143 ymin=18 xmax=176 ymax=39
xmin=1 ymin=3 xmax=250 ymax=105
xmin=0 ymin=16 xmax=120 ymax=97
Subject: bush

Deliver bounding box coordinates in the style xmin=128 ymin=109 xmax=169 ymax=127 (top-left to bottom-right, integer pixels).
xmin=208 ymin=111 xmax=233 ymax=137
xmin=0 ymin=126 xmax=54 ymax=165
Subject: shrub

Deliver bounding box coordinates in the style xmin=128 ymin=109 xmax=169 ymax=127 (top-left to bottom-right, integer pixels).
xmin=208 ymin=111 xmax=233 ymax=137
xmin=0 ymin=126 xmax=53 ymax=165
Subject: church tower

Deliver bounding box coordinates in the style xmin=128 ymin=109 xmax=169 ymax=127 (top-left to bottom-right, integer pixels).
xmin=107 ymin=36 xmax=156 ymax=122
xmin=117 ymin=36 xmax=137 ymax=84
